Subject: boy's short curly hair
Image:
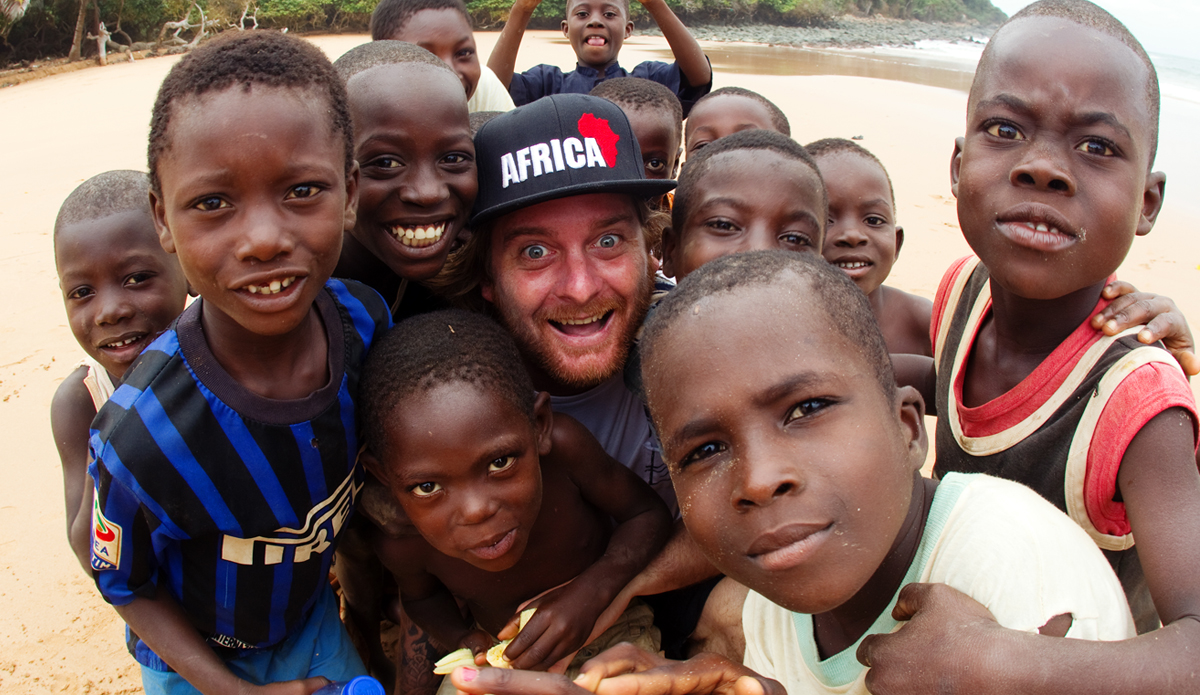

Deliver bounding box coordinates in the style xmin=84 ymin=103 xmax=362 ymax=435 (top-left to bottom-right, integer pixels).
xmin=370 ymin=0 xmax=471 ymax=40
xmin=470 ymin=110 xmax=503 ymax=136
xmin=147 ymin=31 xmax=353 ymax=195
xmin=361 ymin=309 xmax=536 ymax=456
xmin=54 ymin=170 xmax=151 ymax=241
xmin=978 ymin=0 xmax=1159 ymax=164
xmin=333 ymin=39 xmax=454 ymax=82
xmin=590 ymin=77 xmax=683 ymax=142
xmin=805 ymin=137 xmax=895 ymax=207
xmin=673 ymin=129 xmax=825 ymax=234
xmin=640 ymin=250 xmax=895 ymax=412
xmin=690 ymin=86 xmax=790 ymax=137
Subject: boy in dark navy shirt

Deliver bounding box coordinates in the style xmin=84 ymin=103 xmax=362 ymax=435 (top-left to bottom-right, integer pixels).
xmin=487 ymin=0 xmax=711 ymax=116
xmin=88 ymin=31 xmax=391 ymax=694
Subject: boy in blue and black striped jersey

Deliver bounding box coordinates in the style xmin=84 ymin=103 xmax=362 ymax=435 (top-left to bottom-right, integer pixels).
xmin=87 ymin=31 xmax=391 ymax=694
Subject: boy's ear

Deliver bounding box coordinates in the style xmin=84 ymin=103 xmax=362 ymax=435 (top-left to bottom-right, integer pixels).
xmin=562 ymin=19 xmax=569 ymax=36
xmin=359 ymin=446 xmax=386 ymax=483
xmin=343 ymin=161 xmax=361 ymax=233
xmin=660 ymin=225 xmax=679 ymax=279
xmin=624 ymin=19 xmax=633 ymax=38
xmin=895 ymin=385 xmax=929 ymax=472
xmin=949 ymin=136 xmax=965 ymax=199
xmin=894 ymin=225 xmax=905 ymax=259
xmin=1137 ymin=171 xmax=1166 ymax=237
xmin=149 ymin=189 xmax=176 ymax=254
xmin=533 ymin=391 xmax=554 ymax=456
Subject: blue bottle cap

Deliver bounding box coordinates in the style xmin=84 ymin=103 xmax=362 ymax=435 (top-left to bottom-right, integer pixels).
xmin=343 ymin=676 xmax=385 ymax=695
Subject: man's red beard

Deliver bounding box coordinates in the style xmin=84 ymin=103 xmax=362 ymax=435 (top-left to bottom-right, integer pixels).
xmin=493 ymin=270 xmax=653 ymax=391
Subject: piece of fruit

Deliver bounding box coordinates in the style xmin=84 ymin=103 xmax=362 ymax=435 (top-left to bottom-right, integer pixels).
xmin=485 ymin=609 xmax=537 ymax=668
xmin=432 ymin=648 xmax=476 ymax=675
xmin=433 ymin=609 xmax=538 ymax=674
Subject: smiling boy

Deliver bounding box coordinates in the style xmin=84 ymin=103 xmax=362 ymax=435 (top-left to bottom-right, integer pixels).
xmin=333 ymin=41 xmax=478 ymax=318
xmin=52 ymin=171 xmax=190 ymax=570
xmin=88 ymin=33 xmax=391 ymax=693
xmin=807 ymin=138 xmax=933 ymax=357
xmin=487 ymin=0 xmax=710 ymax=116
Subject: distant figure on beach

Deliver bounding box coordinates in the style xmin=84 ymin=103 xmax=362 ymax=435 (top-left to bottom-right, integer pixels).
xmin=50 ymin=170 xmax=189 ymax=572
xmin=487 ymin=0 xmax=711 ymax=116
xmin=370 ymin=0 xmax=516 ymax=113
xmin=87 ymin=32 xmax=391 ymax=693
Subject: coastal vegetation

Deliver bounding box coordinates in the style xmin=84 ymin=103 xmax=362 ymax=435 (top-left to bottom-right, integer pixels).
xmin=0 ymin=0 xmax=1002 ymax=63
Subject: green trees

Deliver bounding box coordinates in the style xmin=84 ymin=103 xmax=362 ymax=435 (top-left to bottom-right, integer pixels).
xmin=0 ymin=0 xmax=1001 ymax=63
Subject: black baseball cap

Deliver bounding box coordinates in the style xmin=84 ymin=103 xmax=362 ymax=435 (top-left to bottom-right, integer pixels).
xmin=470 ymin=93 xmax=676 ymax=226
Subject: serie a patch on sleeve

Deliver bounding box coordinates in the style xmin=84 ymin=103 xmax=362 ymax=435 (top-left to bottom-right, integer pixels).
xmin=91 ymin=495 xmax=122 ymax=571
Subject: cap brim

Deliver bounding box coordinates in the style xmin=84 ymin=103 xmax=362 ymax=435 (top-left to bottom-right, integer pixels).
xmin=470 ymin=178 xmax=676 ymax=227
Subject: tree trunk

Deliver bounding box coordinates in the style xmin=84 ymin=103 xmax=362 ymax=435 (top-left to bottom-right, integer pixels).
xmin=92 ymin=1 xmax=106 ymax=66
xmin=68 ymin=0 xmax=87 ymax=61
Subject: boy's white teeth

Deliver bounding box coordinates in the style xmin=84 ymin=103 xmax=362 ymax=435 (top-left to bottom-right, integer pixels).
xmin=587 ymin=36 xmax=606 ymax=45
xmin=390 ymin=222 xmax=446 ymax=248
xmin=104 ymin=336 xmax=140 ymax=348
xmin=558 ymin=315 xmax=603 ymax=326
xmin=245 ymin=276 xmax=295 ymax=294
xmin=836 ymin=261 xmax=869 ymax=269
xmin=1031 ymin=222 xmax=1060 ymax=234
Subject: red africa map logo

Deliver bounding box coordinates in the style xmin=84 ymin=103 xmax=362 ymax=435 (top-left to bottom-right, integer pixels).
xmin=577 ymin=113 xmax=619 ymax=167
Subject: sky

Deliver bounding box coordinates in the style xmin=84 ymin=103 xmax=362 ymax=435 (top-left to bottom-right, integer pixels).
xmin=991 ymin=0 xmax=1200 ymax=60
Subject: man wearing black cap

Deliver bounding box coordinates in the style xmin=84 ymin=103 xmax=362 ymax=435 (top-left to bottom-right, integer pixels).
xmin=439 ymin=93 xmax=736 ymax=662
xmin=446 ymin=93 xmax=677 ymax=510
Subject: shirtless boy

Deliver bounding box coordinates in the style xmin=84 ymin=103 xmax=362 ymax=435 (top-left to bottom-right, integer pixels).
xmin=361 ymin=310 xmax=671 ymax=676
xmin=52 ymin=171 xmax=189 ymax=570
xmin=808 ymin=138 xmax=932 ymax=356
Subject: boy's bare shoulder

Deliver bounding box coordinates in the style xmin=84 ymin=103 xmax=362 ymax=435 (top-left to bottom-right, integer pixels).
xmin=372 ymin=518 xmax=436 ymax=575
xmin=51 ymin=366 xmax=97 ymax=443
xmin=879 ymin=285 xmax=934 ymax=357
xmin=546 ymin=410 xmax=612 ymax=464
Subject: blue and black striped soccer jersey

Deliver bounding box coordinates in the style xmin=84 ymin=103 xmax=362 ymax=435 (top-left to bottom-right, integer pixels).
xmin=88 ymin=279 xmax=390 ymax=653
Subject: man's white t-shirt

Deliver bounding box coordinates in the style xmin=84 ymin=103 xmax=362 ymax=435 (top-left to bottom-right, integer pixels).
xmin=550 ymin=374 xmax=676 ymax=516
xmin=467 ymin=66 xmax=516 ymax=113
xmin=743 ymin=473 xmax=1136 ymax=695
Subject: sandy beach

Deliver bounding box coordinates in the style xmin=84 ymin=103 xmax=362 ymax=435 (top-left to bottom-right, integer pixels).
xmin=0 ymin=30 xmax=1196 ymax=693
